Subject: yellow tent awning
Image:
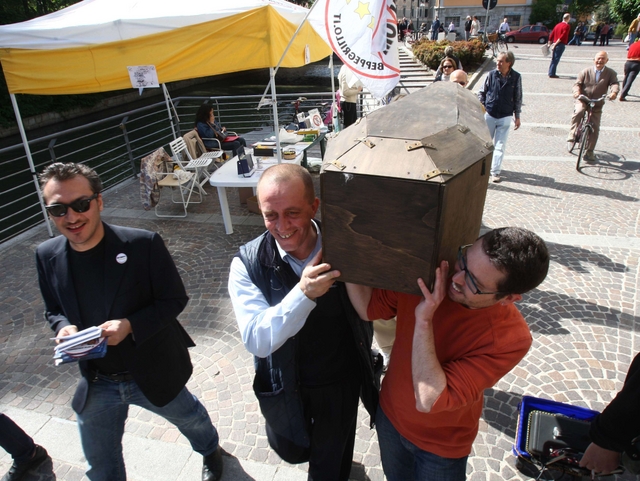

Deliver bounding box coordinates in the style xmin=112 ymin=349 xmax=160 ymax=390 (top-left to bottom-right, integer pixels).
xmin=0 ymin=6 xmax=331 ymax=95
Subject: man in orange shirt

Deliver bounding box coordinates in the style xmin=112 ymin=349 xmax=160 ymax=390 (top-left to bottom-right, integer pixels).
xmin=347 ymin=227 xmax=549 ymax=480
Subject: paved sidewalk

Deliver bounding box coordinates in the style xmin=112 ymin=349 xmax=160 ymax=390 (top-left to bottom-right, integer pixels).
xmin=1 ymin=42 xmax=639 ymax=480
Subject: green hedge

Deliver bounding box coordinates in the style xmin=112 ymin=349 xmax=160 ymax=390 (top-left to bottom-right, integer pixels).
xmin=412 ymin=39 xmax=487 ymax=71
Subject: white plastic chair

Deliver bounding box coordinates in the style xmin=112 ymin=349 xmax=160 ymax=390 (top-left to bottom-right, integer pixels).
xmin=170 ymin=133 xmax=222 ymax=195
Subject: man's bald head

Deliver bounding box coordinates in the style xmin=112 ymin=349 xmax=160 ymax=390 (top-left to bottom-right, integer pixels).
xmin=594 ymin=51 xmax=609 ymax=70
xmin=450 ymin=69 xmax=468 ymax=86
xmin=257 ymin=163 xmax=315 ymax=206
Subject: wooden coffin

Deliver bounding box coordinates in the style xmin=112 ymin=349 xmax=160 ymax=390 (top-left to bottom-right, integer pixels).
xmin=320 ymin=82 xmax=493 ymax=296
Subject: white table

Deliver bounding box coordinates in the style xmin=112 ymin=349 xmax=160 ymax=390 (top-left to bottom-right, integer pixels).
xmin=208 ymin=149 xmax=303 ymax=234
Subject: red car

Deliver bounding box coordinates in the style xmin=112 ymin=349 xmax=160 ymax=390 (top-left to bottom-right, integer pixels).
xmin=505 ymin=25 xmax=549 ymax=44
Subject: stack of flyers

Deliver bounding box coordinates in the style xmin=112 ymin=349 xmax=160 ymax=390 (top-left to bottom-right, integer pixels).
xmin=53 ymin=326 xmax=107 ymax=366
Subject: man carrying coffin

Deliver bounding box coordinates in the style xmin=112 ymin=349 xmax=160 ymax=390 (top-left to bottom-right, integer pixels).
xmin=346 ymin=227 xmax=549 ymax=480
xmin=228 ymin=164 xmax=380 ymax=481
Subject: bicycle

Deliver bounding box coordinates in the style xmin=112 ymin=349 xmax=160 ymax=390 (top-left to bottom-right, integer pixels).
xmin=486 ymin=32 xmax=509 ymax=57
xmin=567 ymin=94 xmax=607 ymax=171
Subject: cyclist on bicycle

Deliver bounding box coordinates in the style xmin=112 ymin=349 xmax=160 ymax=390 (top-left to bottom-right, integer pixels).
xmin=498 ymin=18 xmax=510 ymax=40
xmin=567 ymin=51 xmax=619 ymax=163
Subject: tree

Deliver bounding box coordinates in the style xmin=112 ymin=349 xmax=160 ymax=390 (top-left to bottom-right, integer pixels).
xmin=0 ymin=0 xmax=81 ymax=25
xmin=610 ymin=0 xmax=640 ymax=25
xmin=529 ymin=0 xmax=562 ymax=29
xmin=569 ymin=0 xmax=608 ymax=20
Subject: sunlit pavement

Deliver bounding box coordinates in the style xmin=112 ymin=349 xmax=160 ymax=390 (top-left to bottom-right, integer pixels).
xmin=1 ymin=41 xmax=639 ymax=480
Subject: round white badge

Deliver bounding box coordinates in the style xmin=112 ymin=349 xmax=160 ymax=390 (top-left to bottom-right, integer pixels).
xmin=116 ymin=253 xmax=127 ymax=264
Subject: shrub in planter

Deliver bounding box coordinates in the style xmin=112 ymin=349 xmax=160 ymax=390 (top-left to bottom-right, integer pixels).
xmin=412 ymin=39 xmax=486 ymax=71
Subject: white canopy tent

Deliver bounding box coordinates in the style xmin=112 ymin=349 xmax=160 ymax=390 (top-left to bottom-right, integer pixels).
xmin=0 ymin=0 xmax=332 ymax=234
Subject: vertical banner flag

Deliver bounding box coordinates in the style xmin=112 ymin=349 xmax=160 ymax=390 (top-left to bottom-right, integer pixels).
xmin=309 ymin=0 xmax=400 ymax=99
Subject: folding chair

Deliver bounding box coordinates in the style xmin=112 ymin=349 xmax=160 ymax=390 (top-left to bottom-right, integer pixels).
xmin=169 ymin=133 xmax=222 ymax=195
xmin=155 ymin=168 xmax=202 ymax=218
xmin=139 ymin=147 xmax=201 ymax=218
xmin=196 ymin=127 xmax=240 ymax=160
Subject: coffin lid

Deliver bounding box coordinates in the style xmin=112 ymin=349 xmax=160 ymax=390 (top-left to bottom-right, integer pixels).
xmin=322 ymin=82 xmax=493 ymax=183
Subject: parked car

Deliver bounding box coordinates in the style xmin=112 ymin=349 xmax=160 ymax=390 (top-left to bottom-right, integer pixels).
xmin=505 ymin=25 xmax=549 ymax=44
xmin=583 ymin=26 xmax=598 ymax=41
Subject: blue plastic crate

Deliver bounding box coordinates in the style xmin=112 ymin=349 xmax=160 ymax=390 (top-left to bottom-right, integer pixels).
xmin=513 ymin=395 xmax=600 ymax=460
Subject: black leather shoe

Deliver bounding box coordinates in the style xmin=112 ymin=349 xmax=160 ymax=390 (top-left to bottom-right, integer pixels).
xmin=2 ymin=445 xmax=50 ymax=481
xmin=202 ymin=448 xmax=223 ymax=481
xmin=549 ymin=75 xmax=559 ymax=78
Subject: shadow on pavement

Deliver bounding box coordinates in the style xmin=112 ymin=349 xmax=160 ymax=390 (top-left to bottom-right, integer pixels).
xmin=499 ymin=171 xmax=638 ymax=202
xmin=548 ymin=243 xmax=628 ymax=274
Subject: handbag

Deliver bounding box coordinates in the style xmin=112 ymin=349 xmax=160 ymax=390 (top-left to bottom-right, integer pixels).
xmin=541 ymin=44 xmax=550 ymax=57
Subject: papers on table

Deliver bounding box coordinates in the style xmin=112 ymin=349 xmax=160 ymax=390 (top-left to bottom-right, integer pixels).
xmin=52 ymin=326 xmax=107 ymax=366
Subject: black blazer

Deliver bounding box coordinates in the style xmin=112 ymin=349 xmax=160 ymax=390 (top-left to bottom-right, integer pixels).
xmin=36 ymin=223 xmax=195 ymax=411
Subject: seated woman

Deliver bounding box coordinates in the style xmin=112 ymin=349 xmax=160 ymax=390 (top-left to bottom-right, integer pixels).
xmin=434 ymin=57 xmax=458 ymax=82
xmin=195 ymin=104 xmax=246 ymax=157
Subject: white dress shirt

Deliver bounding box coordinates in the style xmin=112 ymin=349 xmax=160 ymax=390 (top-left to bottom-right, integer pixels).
xmin=228 ymin=222 xmax=322 ymax=358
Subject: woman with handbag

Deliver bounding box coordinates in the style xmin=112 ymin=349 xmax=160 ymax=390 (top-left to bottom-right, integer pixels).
xmin=195 ymin=104 xmax=246 ymax=157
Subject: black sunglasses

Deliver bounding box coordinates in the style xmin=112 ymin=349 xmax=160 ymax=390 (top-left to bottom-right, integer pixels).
xmin=45 ymin=193 xmax=99 ymax=217
xmin=457 ymin=245 xmax=504 ymax=296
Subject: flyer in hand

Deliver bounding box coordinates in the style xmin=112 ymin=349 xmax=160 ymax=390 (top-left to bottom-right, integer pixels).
xmin=52 ymin=326 xmax=107 ymax=366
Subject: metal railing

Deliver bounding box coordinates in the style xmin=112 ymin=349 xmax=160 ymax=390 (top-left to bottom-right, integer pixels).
xmin=0 ymin=91 xmax=338 ymax=245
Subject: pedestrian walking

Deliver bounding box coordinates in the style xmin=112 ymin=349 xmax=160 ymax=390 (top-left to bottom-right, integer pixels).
xmin=1 ymin=414 xmax=52 ymax=481
xmin=627 ymin=14 xmax=640 ymax=50
xmin=593 ymin=23 xmax=602 ymax=46
xmin=600 ymin=23 xmax=610 ymax=46
xmin=547 ymin=14 xmax=571 ymax=78
xmin=478 ymin=51 xmax=522 ymax=183
xmin=620 ymin=40 xmax=640 ymax=101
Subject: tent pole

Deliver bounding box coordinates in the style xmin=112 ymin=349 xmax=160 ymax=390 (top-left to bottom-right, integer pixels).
xmin=329 ymin=55 xmax=340 ymax=133
xmin=162 ymin=84 xmax=178 ymax=139
xmin=270 ymin=68 xmax=282 ymax=164
xmin=257 ymin=0 xmax=322 ymax=114
xmin=10 ymin=94 xmax=54 ymax=238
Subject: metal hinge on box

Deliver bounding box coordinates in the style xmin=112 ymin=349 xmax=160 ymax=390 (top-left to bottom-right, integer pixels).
xmin=355 ymin=138 xmax=376 ymax=149
xmin=423 ymin=169 xmax=452 ymax=180
xmin=325 ymin=160 xmax=346 ymax=171
xmin=407 ymin=140 xmax=436 ymax=151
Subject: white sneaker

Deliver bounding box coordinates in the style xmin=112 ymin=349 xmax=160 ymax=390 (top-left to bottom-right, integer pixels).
xmin=491 ymin=175 xmax=501 ymax=183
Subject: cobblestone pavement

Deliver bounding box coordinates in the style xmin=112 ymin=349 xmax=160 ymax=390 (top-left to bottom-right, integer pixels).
xmin=1 ymin=41 xmax=639 ymax=480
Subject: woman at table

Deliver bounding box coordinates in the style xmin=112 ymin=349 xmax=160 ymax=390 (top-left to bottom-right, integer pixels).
xmin=195 ymin=104 xmax=246 ymax=157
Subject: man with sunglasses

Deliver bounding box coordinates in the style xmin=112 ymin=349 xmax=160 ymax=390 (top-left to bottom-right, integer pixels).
xmin=346 ymin=227 xmax=549 ymax=481
xmin=34 ymin=163 xmax=223 ymax=481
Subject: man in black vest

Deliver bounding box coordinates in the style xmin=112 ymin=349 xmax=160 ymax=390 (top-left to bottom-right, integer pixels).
xmin=228 ymin=164 xmax=379 ymax=481
xmin=478 ymin=50 xmax=522 ymax=184
xmin=35 ymin=162 xmax=222 ymax=481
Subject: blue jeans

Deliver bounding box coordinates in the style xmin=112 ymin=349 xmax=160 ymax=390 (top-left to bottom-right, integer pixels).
xmin=0 ymin=414 xmax=36 ymax=464
xmin=548 ymin=42 xmax=565 ymax=76
xmin=484 ymin=113 xmax=512 ymax=176
xmin=77 ymin=377 xmax=218 ymax=481
xmin=376 ymin=407 xmax=468 ymax=481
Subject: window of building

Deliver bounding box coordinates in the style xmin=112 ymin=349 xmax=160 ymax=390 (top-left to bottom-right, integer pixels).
xmin=505 ymin=15 xmax=522 ymax=28
xmin=444 ymin=16 xmax=460 ymax=28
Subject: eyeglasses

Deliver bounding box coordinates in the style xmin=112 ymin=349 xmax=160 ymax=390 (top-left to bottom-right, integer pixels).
xmin=454 ymin=81 xmax=467 ymax=86
xmin=45 ymin=193 xmax=99 ymax=217
xmin=457 ymin=245 xmax=504 ymax=296
xmin=442 ymin=65 xmax=455 ymax=70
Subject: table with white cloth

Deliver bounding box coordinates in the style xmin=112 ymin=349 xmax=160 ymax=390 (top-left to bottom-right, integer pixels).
xmin=208 ymin=147 xmax=304 ymax=234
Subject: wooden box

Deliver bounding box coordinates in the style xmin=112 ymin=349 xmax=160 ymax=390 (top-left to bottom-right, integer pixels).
xmin=320 ymin=82 xmax=493 ymax=295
